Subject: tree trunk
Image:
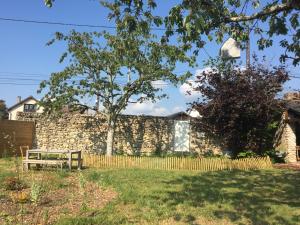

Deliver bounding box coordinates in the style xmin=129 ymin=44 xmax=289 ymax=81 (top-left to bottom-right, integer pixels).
xmin=106 ymin=120 xmax=115 ymax=156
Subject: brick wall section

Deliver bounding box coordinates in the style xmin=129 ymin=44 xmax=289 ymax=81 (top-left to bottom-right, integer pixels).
xmin=17 ymin=112 xmax=221 ymax=155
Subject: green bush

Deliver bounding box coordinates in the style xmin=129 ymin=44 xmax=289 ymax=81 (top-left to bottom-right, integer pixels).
xmin=237 ymin=149 xmax=287 ymax=163
xmin=157 ymin=151 xmax=200 ymax=158
xmin=237 ymin=151 xmax=259 ymax=158
xmin=264 ymin=149 xmax=287 ymax=163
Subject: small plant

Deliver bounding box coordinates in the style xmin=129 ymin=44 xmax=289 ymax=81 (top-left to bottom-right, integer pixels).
xmin=30 ymin=181 xmax=44 ymax=204
xmin=10 ymin=191 xmax=29 ymax=203
xmin=78 ymin=172 xmax=88 ymax=212
xmin=3 ymin=177 xmax=26 ymax=191
xmin=78 ymin=172 xmax=86 ymax=190
xmin=42 ymin=210 xmax=49 ymax=225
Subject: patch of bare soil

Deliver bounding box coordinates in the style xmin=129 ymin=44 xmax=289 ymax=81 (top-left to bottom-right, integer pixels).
xmin=157 ymin=216 xmax=234 ymax=225
xmin=0 ymin=177 xmax=117 ymax=225
xmin=273 ymin=163 xmax=300 ymax=170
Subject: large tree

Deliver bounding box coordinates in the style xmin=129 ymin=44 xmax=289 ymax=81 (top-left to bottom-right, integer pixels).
xmin=39 ymin=1 xmax=194 ymax=156
xmin=45 ymin=0 xmax=300 ymax=65
xmin=0 ymin=100 xmax=8 ymax=120
xmin=191 ymin=58 xmax=289 ymax=156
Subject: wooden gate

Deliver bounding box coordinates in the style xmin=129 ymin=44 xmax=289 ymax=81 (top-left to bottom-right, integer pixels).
xmin=0 ymin=120 xmax=35 ymax=157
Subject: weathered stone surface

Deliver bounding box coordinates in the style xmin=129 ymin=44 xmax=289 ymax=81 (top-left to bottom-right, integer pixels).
xmin=275 ymin=113 xmax=299 ymax=163
xmin=17 ymin=112 xmax=221 ymax=155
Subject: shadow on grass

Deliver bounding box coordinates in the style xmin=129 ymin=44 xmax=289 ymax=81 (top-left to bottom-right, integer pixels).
xmin=163 ymin=169 xmax=300 ymax=225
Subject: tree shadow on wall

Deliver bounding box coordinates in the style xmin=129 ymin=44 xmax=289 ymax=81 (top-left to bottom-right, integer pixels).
xmin=117 ymin=115 xmax=173 ymax=156
xmin=75 ymin=114 xmax=174 ymax=155
xmin=159 ymin=170 xmax=300 ymax=225
xmin=79 ymin=116 xmax=107 ymax=153
xmin=116 ymin=115 xmax=146 ymax=155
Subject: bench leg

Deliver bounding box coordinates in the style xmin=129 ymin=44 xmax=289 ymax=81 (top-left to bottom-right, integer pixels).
xmin=23 ymin=162 xmax=29 ymax=171
xmin=22 ymin=162 xmax=27 ymax=171
xmin=68 ymin=153 xmax=72 ymax=171
xmin=77 ymin=152 xmax=82 ymax=170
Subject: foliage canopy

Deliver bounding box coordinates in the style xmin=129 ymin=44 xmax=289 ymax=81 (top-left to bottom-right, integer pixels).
xmin=45 ymin=0 xmax=300 ymax=65
xmin=192 ymin=58 xmax=289 ymax=156
xmin=39 ymin=1 xmax=194 ymax=155
xmin=0 ymin=100 xmax=8 ymax=120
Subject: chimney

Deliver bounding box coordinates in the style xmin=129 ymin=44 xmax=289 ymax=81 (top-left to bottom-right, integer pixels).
xmin=283 ymin=92 xmax=300 ymax=101
xmin=16 ymin=96 xmax=21 ymax=103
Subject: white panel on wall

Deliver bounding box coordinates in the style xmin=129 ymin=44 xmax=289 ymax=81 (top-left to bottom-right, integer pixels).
xmin=174 ymin=120 xmax=190 ymax=152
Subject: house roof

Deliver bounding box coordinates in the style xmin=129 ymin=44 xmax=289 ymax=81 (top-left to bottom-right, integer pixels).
xmin=285 ymin=100 xmax=300 ymax=117
xmin=167 ymin=111 xmax=190 ymax=119
xmin=7 ymin=96 xmax=38 ymax=112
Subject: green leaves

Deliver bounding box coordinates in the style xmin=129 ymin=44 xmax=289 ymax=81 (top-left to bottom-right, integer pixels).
xmin=165 ymin=0 xmax=300 ymax=66
xmin=0 ymin=100 xmax=8 ymax=120
xmin=192 ymin=57 xmax=289 ymax=156
xmin=40 ymin=2 xmax=195 ymax=117
xmin=44 ymin=0 xmax=53 ymax=8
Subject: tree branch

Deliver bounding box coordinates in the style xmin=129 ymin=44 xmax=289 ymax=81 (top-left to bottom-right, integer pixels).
xmin=227 ymin=0 xmax=299 ymax=23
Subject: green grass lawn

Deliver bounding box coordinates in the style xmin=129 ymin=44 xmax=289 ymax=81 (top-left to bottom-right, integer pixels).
xmin=1 ymin=158 xmax=300 ymax=225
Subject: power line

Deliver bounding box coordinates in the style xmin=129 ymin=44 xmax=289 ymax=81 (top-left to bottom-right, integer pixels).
xmin=202 ymin=47 xmax=212 ymax=58
xmin=0 ymin=17 xmax=213 ymax=57
xmin=290 ymin=75 xmax=300 ymax=79
xmin=0 ymin=71 xmax=50 ymax=77
xmin=0 ymin=77 xmax=44 ymax=81
xmin=0 ymin=17 xmax=166 ymax=31
xmin=0 ymin=82 xmax=39 ymax=86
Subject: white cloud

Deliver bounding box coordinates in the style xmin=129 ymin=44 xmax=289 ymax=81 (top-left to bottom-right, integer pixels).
xmin=123 ymin=101 xmax=170 ymax=116
xmin=123 ymin=101 xmax=188 ymax=117
xmin=171 ymin=106 xmax=186 ymax=113
xmin=151 ymin=80 xmax=168 ymax=89
xmin=179 ymin=68 xmax=212 ymax=101
xmin=179 ymin=79 xmax=200 ymax=100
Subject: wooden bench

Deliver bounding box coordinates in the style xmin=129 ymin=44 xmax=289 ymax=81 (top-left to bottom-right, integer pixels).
xmin=23 ymin=149 xmax=82 ymax=171
xmin=23 ymin=159 xmax=67 ymax=170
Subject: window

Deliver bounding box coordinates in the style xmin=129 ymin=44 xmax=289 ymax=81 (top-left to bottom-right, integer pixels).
xmin=24 ymin=104 xmax=36 ymax=112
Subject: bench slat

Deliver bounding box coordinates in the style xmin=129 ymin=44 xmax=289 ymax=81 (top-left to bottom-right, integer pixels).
xmin=23 ymin=160 xmax=66 ymax=165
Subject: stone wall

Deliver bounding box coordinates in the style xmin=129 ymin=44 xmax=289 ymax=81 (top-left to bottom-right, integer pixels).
xmin=275 ymin=113 xmax=299 ymax=163
xmin=17 ymin=112 xmax=221 ymax=155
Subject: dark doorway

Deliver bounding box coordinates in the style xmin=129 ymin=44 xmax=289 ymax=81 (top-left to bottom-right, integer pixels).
xmin=296 ymin=123 xmax=300 ymax=145
xmin=296 ymin=123 xmax=300 ymax=161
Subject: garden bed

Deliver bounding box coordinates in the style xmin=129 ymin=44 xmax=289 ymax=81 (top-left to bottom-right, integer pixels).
xmin=0 ymin=160 xmax=117 ymax=224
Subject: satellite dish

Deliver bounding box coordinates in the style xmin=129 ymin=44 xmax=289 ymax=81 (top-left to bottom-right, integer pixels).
xmin=220 ymin=38 xmax=241 ymax=59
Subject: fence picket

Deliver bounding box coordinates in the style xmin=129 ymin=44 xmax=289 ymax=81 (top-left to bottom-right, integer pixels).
xmin=84 ymin=155 xmax=272 ymax=171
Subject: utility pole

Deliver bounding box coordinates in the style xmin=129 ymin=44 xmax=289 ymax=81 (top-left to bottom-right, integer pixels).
xmin=246 ymin=26 xmax=250 ymax=69
xmin=128 ymin=68 xmax=131 ymax=83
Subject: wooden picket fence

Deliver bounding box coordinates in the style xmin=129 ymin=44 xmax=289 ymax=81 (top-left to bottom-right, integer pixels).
xmin=83 ymin=154 xmax=273 ymax=171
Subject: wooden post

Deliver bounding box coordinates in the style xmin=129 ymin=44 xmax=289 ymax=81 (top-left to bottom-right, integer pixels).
xmin=246 ymin=27 xmax=250 ymax=69
xmin=68 ymin=152 xmax=72 ymax=170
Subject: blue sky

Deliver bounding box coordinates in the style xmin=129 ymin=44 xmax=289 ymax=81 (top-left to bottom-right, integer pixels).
xmin=0 ymin=0 xmax=299 ymax=115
